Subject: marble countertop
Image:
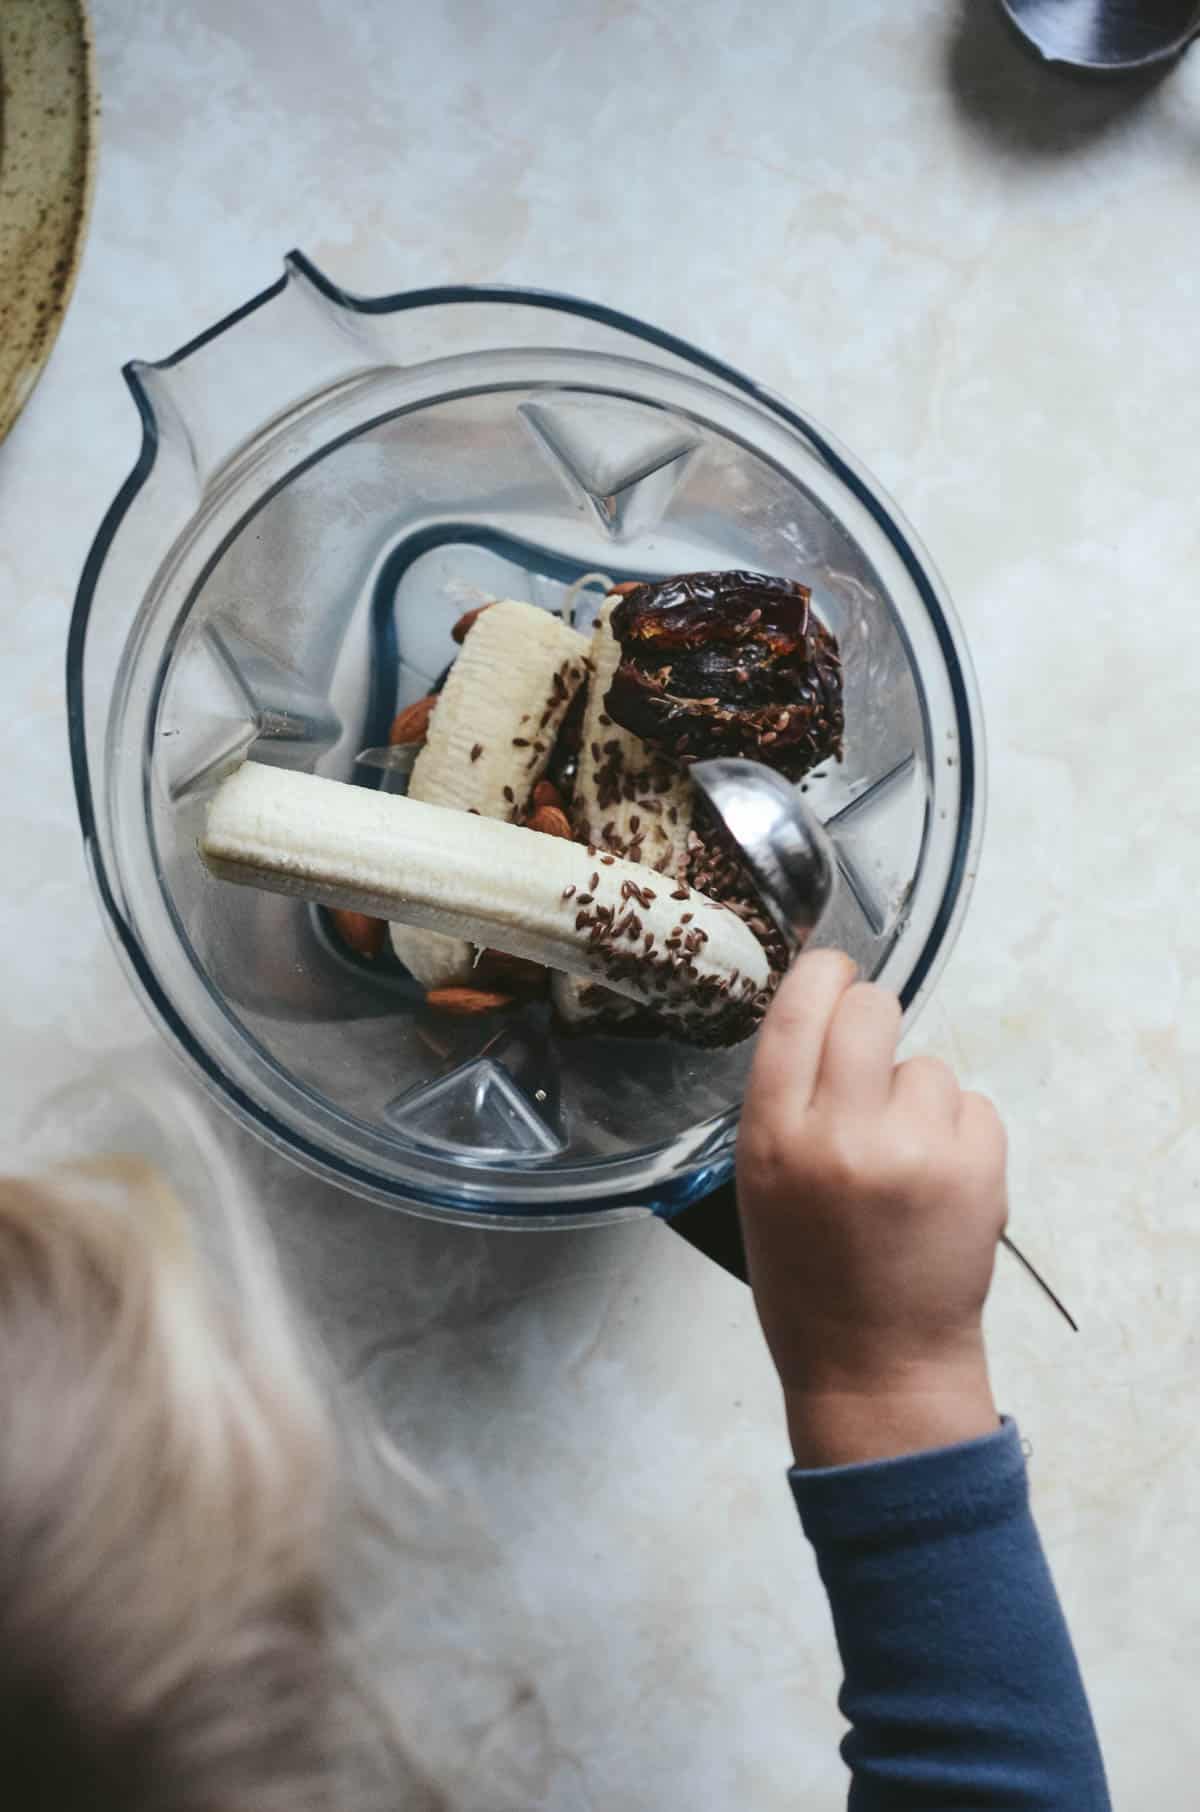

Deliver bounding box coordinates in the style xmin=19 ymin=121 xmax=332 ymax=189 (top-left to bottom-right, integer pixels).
xmin=3 ymin=0 xmax=1198 ymax=1802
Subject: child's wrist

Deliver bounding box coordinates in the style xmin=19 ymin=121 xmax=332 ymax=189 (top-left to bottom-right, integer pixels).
xmin=783 ymin=1353 xmax=998 ymax=1469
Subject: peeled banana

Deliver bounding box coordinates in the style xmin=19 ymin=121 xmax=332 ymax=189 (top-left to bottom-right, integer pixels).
xmin=569 ymin=600 xmax=693 ymax=873
xmin=387 ymin=599 xmax=589 ymax=988
xmin=555 ymin=599 xmax=695 ymax=1029
xmin=202 ymin=762 xmax=772 ymax=1047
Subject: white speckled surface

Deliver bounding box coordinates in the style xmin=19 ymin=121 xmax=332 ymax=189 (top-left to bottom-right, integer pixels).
xmin=2 ymin=1 xmax=1198 ymax=1802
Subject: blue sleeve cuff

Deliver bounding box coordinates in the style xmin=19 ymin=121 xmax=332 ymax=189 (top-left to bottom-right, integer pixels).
xmin=789 ymin=1417 xmax=1027 ymax=1549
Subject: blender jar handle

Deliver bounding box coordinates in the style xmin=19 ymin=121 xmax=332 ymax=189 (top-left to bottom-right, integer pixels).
xmin=126 ymin=256 xmax=384 ymax=493
xmin=665 ymin=1179 xmax=748 ymax=1281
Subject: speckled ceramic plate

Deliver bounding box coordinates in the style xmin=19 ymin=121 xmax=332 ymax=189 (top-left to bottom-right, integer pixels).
xmin=0 ymin=0 xmax=96 ymax=444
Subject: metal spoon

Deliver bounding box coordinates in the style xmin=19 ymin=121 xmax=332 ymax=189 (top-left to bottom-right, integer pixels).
xmin=999 ymin=0 xmax=1200 ymax=72
xmin=691 ymin=757 xmax=1078 ymax=1332
xmin=690 ymin=758 xmax=836 ymax=951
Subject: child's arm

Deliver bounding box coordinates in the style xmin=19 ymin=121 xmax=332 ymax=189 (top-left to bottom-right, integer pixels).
xmin=738 ymin=952 xmax=1111 ymax=1810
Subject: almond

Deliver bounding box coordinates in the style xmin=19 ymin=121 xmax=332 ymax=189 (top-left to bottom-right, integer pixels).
xmin=389 ymin=692 xmax=436 ymax=745
xmin=330 ymin=909 xmax=386 ymax=959
xmin=527 ymin=804 xmax=572 ymax=840
xmin=608 ymin=581 xmax=643 ymax=596
xmin=450 ymin=602 xmax=495 ymax=645
xmin=532 ymin=779 xmax=565 ymax=812
xmin=424 ymin=986 xmax=514 ymax=1016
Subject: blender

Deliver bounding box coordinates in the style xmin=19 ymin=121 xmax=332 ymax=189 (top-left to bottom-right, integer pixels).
xmin=67 ymin=254 xmax=983 ymax=1244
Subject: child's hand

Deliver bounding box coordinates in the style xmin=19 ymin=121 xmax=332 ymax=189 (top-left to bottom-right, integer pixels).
xmin=737 ymin=951 xmax=1008 ymax=1468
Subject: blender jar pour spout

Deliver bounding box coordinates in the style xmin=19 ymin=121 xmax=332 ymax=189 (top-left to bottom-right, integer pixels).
xmin=124 ymin=255 xmax=388 ymax=496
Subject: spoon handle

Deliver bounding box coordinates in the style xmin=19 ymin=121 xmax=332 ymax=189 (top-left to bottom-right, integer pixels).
xmin=1000 ymin=1233 xmax=1078 ymax=1332
xmin=669 ymin=1191 xmax=1078 ymax=1331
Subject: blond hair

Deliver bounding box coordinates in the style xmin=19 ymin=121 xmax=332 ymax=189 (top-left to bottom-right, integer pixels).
xmin=0 ymin=1143 xmax=540 ymax=1811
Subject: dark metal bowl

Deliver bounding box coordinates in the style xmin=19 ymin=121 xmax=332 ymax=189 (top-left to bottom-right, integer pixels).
xmin=1000 ymin=0 xmax=1200 ymax=71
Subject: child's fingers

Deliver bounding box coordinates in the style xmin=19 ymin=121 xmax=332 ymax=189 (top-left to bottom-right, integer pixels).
xmin=815 ymin=982 xmax=902 ymax=1111
xmin=959 ymin=1091 xmax=1008 ymax=1178
xmin=891 ymin=1054 xmax=960 ymax=1125
xmin=747 ymin=950 xmax=858 ymax=1117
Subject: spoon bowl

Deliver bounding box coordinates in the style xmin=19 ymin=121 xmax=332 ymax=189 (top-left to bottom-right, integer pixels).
xmin=690 ymin=757 xmax=837 ymax=953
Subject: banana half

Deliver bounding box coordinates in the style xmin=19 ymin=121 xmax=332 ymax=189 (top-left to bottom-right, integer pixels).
xmin=388 ymin=599 xmax=590 ymax=987
xmin=554 ymin=599 xmax=696 ymax=1030
xmin=202 ymin=762 xmax=772 ymax=1048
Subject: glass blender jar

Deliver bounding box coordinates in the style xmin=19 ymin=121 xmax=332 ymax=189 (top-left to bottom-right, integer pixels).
xmin=67 ymin=256 xmax=984 ymax=1229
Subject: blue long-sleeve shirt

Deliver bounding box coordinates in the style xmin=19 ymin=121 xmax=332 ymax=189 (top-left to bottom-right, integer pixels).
xmin=790 ymin=1420 xmax=1111 ymax=1809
